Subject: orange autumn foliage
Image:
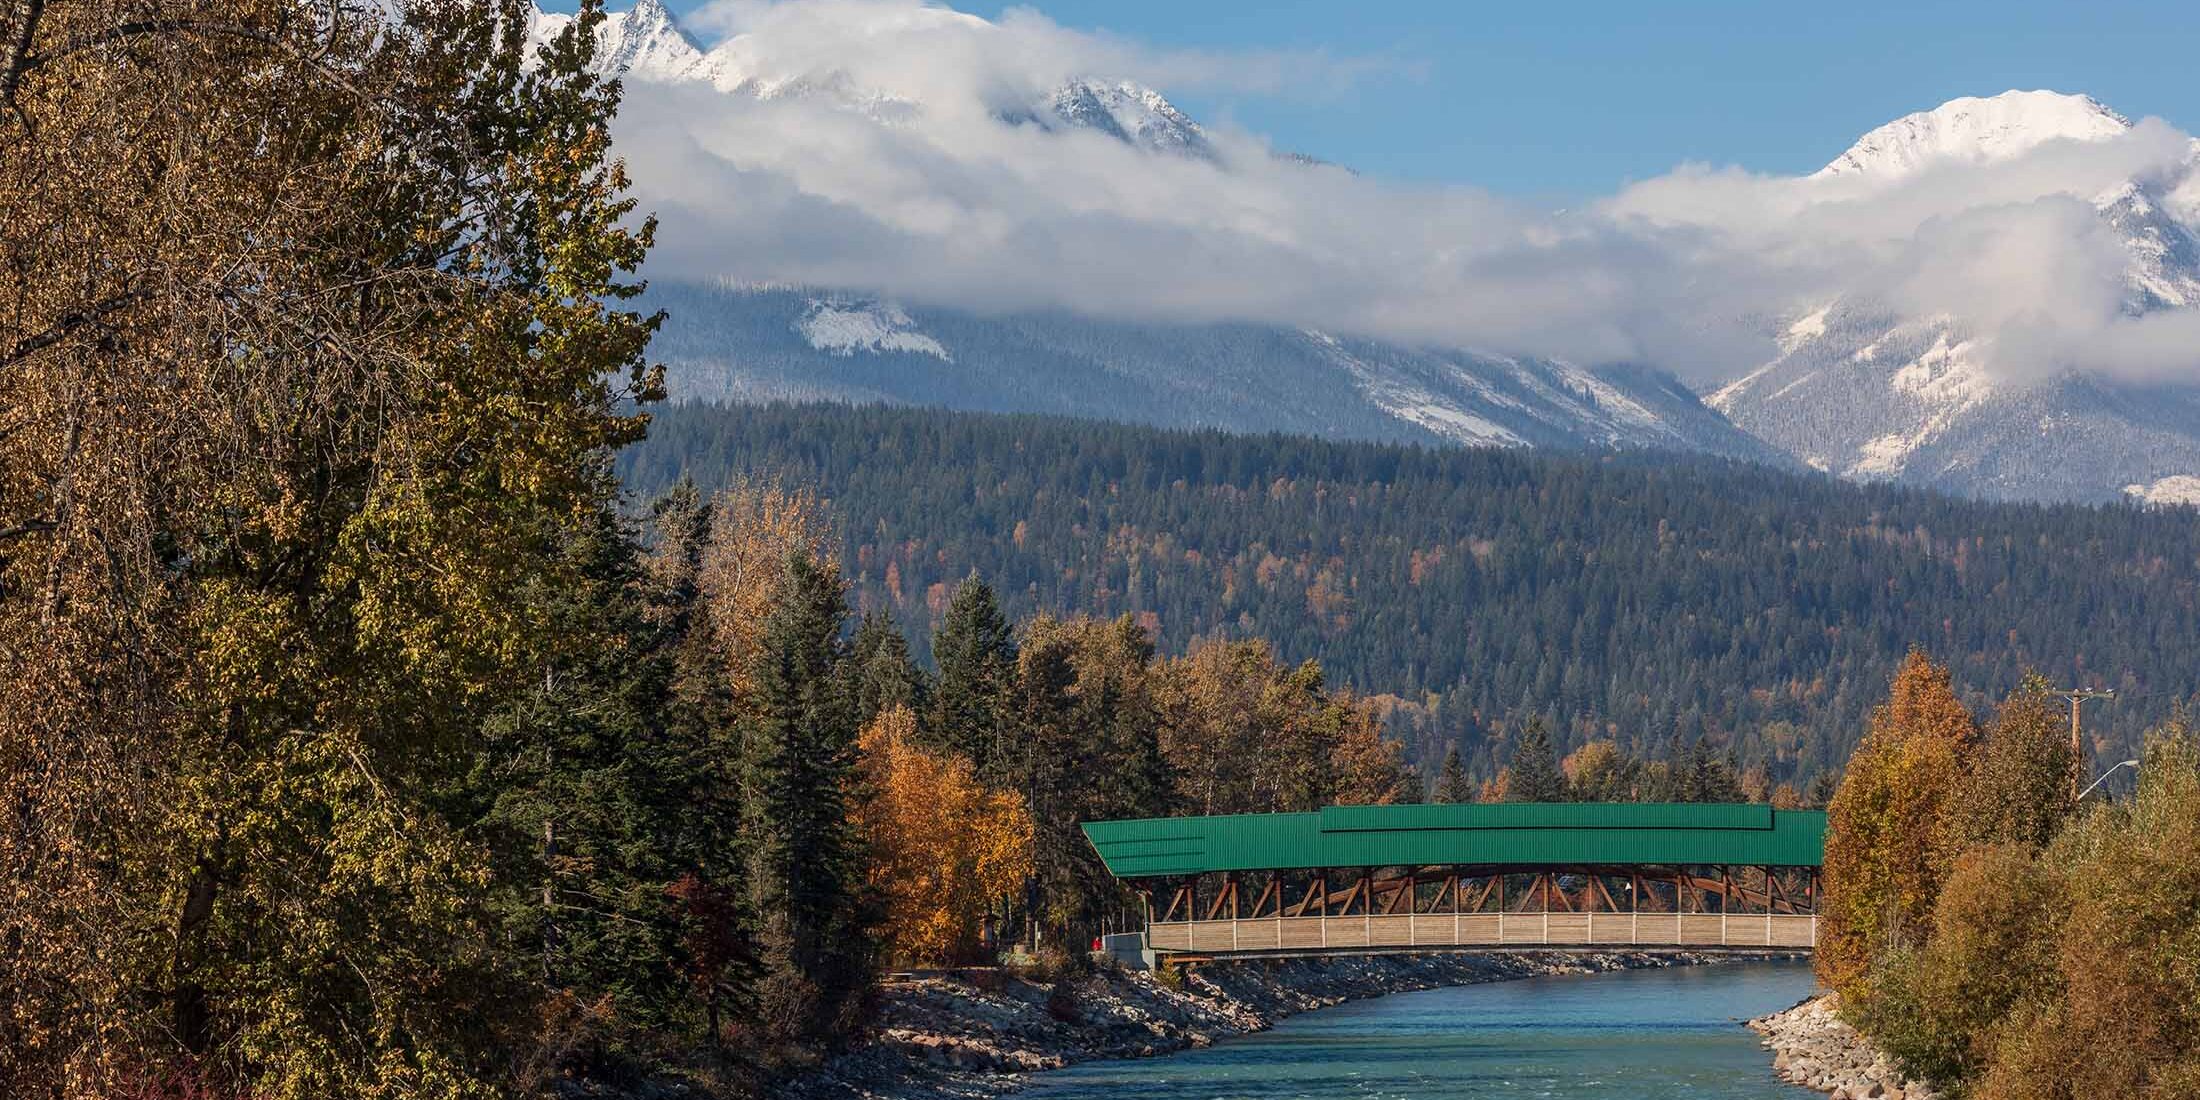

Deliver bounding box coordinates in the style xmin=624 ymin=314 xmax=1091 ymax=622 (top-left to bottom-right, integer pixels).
xmin=1818 ymin=649 xmax=1979 ymax=997
xmin=856 ymin=707 xmax=1035 ymax=966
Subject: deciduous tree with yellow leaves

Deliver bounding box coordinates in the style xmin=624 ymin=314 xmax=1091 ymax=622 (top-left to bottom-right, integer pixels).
xmin=856 ymin=707 xmax=1035 ymax=966
xmin=1818 ymin=649 xmax=1979 ymax=998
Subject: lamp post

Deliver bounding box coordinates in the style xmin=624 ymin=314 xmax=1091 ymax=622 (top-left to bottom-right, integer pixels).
xmin=2077 ymin=759 xmax=2140 ymax=801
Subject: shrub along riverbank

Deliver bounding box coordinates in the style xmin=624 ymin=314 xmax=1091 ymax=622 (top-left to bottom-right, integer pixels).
xmin=1813 ymin=652 xmax=2200 ymax=1096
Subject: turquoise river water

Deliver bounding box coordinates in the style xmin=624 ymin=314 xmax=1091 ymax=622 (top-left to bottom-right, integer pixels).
xmin=1023 ymin=960 xmax=1822 ymax=1099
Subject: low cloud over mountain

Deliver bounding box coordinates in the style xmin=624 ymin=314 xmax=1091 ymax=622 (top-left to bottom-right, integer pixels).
xmin=533 ymin=1 xmax=2200 ymax=500
xmin=568 ymin=1 xmax=2200 ymax=389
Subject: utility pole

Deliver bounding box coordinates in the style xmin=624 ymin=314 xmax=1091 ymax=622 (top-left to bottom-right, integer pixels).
xmin=2053 ymin=688 xmax=2114 ymax=798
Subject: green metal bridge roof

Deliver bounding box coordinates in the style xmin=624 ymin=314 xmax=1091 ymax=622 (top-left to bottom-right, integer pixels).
xmin=1081 ymin=802 xmax=1826 ymax=879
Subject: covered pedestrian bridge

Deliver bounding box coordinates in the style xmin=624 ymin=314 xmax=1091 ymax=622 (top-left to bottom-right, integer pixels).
xmin=1082 ymin=802 xmax=1826 ymax=958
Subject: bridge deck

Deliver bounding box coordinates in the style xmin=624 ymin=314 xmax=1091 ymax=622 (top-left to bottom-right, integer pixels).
xmin=1147 ymin=911 xmax=1817 ymax=955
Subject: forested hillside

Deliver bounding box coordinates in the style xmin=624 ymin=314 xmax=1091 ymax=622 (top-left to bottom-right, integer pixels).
xmin=624 ymin=402 xmax=2200 ymax=786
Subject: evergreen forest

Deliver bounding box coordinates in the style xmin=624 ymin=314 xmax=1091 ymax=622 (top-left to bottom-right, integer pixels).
xmin=625 ymin=400 xmax=2200 ymax=790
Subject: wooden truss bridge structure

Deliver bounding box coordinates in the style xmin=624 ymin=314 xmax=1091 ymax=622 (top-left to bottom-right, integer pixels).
xmin=1083 ymin=802 xmax=1826 ymax=957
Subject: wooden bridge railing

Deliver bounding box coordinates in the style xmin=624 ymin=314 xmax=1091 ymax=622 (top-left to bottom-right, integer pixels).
xmin=1147 ymin=911 xmax=1818 ymax=954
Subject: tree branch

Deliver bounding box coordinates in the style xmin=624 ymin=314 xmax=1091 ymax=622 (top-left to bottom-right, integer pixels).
xmin=0 ymin=517 xmax=54 ymax=543
xmin=3 ymin=289 xmax=150 ymax=369
xmin=0 ymin=0 xmax=46 ymax=129
xmin=19 ymin=16 xmax=373 ymax=102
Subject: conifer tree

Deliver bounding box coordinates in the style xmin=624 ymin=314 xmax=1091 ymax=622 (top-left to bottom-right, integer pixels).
xmin=1506 ymin=718 xmax=1569 ymax=802
xmin=478 ymin=502 xmax=695 ymax=1050
xmin=646 ymin=486 xmax=759 ymax=1053
xmin=1682 ymin=738 xmax=1747 ymax=803
xmin=928 ymin=576 xmax=1017 ymax=777
xmin=1076 ymin=616 xmax=1176 ymax=824
xmin=1807 ymin=770 xmax=1841 ymax=809
xmin=1009 ymin=630 xmax=1087 ymax=937
xmin=742 ymin=552 xmax=876 ymax=1049
xmin=1434 ymin=744 xmax=1475 ymax=804
xmin=848 ymin=609 xmax=930 ymax=724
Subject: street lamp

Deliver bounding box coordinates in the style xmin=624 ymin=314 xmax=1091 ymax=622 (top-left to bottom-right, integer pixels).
xmin=2077 ymin=759 xmax=2140 ymax=801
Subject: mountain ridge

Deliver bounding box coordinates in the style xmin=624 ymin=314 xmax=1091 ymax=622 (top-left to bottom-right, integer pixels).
xmin=1714 ymin=89 xmax=2200 ymax=501
xmin=641 ymin=283 xmax=1786 ymax=461
xmin=541 ymin=4 xmax=2200 ymax=502
xmin=1814 ymin=90 xmax=2133 ymax=180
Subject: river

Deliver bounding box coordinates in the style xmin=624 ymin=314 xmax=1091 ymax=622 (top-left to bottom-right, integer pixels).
xmin=1023 ymin=960 xmax=1821 ymax=1099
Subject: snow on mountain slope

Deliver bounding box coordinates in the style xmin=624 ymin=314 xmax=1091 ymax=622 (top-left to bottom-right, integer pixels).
xmin=1708 ymin=90 xmax=2200 ymax=501
xmin=1815 ymin=90 xmax=2132 ymax=180
xmin=797 ymin=298 xmax=950 ymax=360
xmin=2126 ymin=475 xmax=2200 ymax=507
xmin=528 ymin=4 xmax=1762 ymax=459
xmin=1018 ymin=80 xmax=1214 ymax=158
xmin=644 ymin=284 xmax=1780 ymax=460
xmin=532 ymin=7 xmax=2197 ymax=500
xmin=531 ymin=0 xmax=708 ymax=83
xmin=532 ymin=2 xmax=1214 ymax=158
xmin=1709 ymin=299 xmax=2200 ymax=500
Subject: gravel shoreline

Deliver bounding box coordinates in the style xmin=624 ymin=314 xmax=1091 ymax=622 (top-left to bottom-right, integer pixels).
xmin=1748 ymin=993 xmax=1941 ymax=1100
xmin=782 ymin=950 xmax=1787 ymax=1099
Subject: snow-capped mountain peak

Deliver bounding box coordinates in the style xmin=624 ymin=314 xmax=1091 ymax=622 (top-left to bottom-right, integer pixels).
xmin=530 ymin=0 xmax=709 ymax=82
xmin=529 ymin=3 xmax=1218 ymax=159
xmin=1707 ymin=92 xmax=2200 ymax=501
xmin=600 ymin=0 xmax=707 ymax=80
xmin=1815 ymin=90 xmax=2131 ymax=180
xmin=1024 ymin=79 xmax=1213 ymax=158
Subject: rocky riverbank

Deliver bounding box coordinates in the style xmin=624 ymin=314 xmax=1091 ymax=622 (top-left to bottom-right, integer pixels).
xmin=783 ymin=950 xmax=1766 ymax=1099
xmin=1749 ymin=993 xmax=1941 ymax=1100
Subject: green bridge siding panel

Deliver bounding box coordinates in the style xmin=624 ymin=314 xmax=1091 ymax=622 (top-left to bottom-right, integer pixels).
xmin=1319 ymin=802 xmax=1772 ymax=833
xmin=1081 ymin=804 xmax=1826 ymax=879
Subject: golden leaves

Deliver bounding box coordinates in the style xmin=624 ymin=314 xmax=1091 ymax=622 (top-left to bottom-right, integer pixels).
xmin=695 ymin=475 xmax=834 ymax=701
xmin=854 ymin=706 xmax=1035 ymax=967
xmin=2 ymin=0 xmax=663 ymax=1092
xmin=1819 ymin=650 xmax=1977 ymax=996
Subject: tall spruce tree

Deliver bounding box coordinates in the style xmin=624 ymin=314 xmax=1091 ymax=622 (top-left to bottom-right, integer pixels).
xmin=1010 ymin=630 xmax=1085 ymax=940
xmin=929 ymin=576 xmax=1018 ymax=778
xmin=1079 ymin=617 xmax=1176 ymax=824
xmin=1807 ymin=770 xmax=1841 ymax=809
xmin=1507 ymin=718 xmax=1569 ymax=803
xmin=645 ymin=483 xmax=758 ymax=1052
xmin=848 ymin=609 xmax=929 ymax=724
xmin=1025 ymin=615 xmax=1175 ymax=940
xmin=477 ymin=501 xmax=696 ymax=1050
xmin=1434 ymin=744 xmax=1475 ymax=804
xmin=1682 ymin=738 xmax=1747 ymax=803
xmin=742 ymin=552 xmax=876 ymax=1048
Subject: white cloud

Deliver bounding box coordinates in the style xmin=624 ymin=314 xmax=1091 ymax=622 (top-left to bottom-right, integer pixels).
xmin=606 ymin=0 xmax=2200 ymax=384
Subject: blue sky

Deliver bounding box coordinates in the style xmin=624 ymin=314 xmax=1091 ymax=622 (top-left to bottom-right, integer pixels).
xmin=634 ymin=0 xmax=2198 ymax=198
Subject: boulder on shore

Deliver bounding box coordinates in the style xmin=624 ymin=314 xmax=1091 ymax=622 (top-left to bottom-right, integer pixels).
xmin=780 ymin=950 xmax=1777 ymax=1100
xmin=1748 ymin=992 xmax=1940 ymax=1100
